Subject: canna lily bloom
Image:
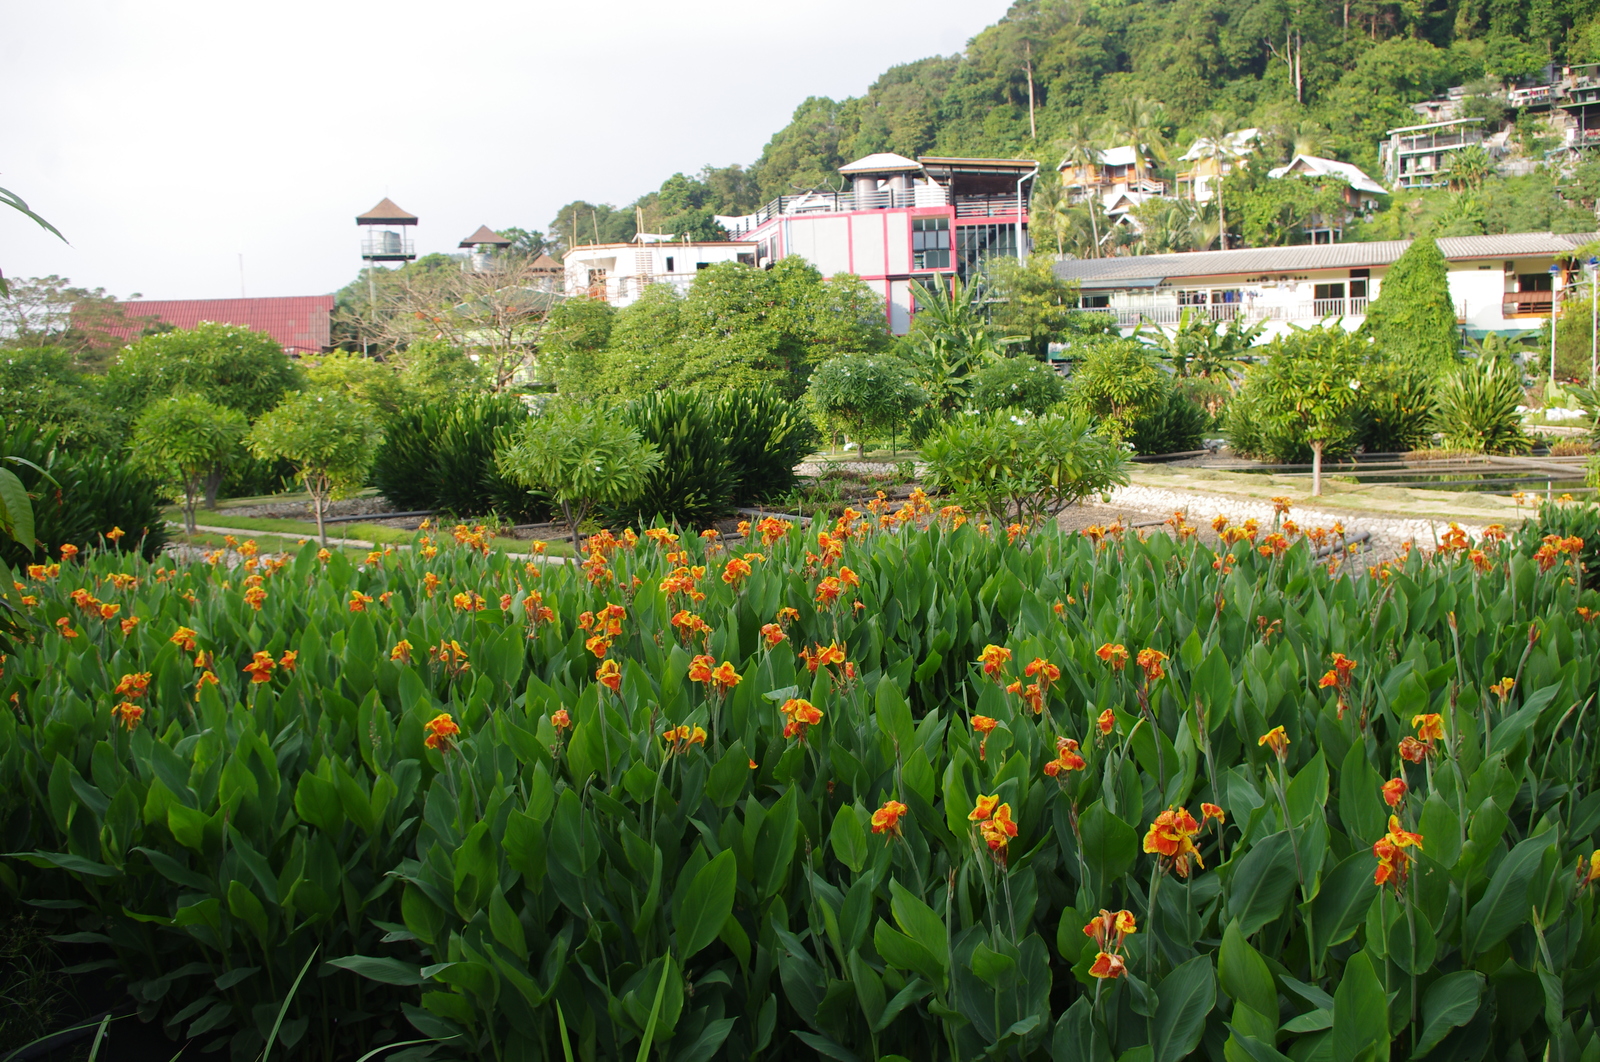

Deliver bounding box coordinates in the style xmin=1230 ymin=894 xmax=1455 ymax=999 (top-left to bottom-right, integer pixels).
xmin=120 ymin=617 xmax=139 ymax=636
xmin=113 ymin=672 xmax=153 ymax=699
xmin=551 ymin=708 xmax=572 ymax=731
xmin=278 ymin=650 xmax=298 ymax=672
xmin=969 ymin=794 xmax=1000 ymax=822
xmin=1201 ymin=802 xmax=1226 ymax=825
xmin=111 ymin=701 xmax=143 ymax=730
xmin=779 ymin=698 xmax=823 ymax=741
xmin=1097 ymin=709 xmax=1116 ymax=736
xmin=1136 ymin=648 xmax=1167 ymax=682
xmin=1083 ymin=909 xmax=1138 ymax=951
xmin=710 ymin=662 xmax=741 ymax=690
xmin=1412 ymin=713 xmax=1445 ymax=743
xmin=424 ymin=713 xmax=460 ymax=752
xmin=661 ymin=724 xmax=708 ymax=754
xmin=977 ymin=644 xmax=1012 ymax=680
xmin=1382 ymin=778 xmax=1408 ymax=807
xmin=452 ymin=591 xmax=485 ymax=613
xmin=1024 ymin=658 xmax=1061 ymax=684
xmin=871 ymin=800 xmax=909 ymax=838
xmin=244 ymin=586 xmax=267 ymax=611
xmin=760 ymin=622 xmax=786 ymax=648
xmin=971 ymin=715 xmax=998 ymax=760
xmin=194 ymin=670 xmax=219 ymax=700
xmin=105 ymin=526 xmax=125 ymax=542
xmin=98 ymin=602 xmax=120 ymax=620
xmin=1577 ymin=607 xmax=1597 ymax=623
xmin=688 ymin=654 xmax=715 ymax=683
xmin=838 ymin=566 xmax=860 ymax=589
xmin=243 ymin=652 xmax=276 ymax=683
xmin=1096 ymin=643 xmax=1129 ymax=671
xmin=1318 ymin=652 xmax=1358 ymax=689
xmin=59 ymin=543 xmax=79 ymax=562
xmin=1398 ymin=736 xmax=1430 ymax=763
xmin=722 ymin=556 xmax=753 ymax=587
xmin=814 ymin=577 xmax=843 ymax=607
xmin=585 ymin=634 xmax=612 ymax=659
xmin=596 ymin=659 xmax=622 ymax=693
xmin=1143 ymin=807 xmax=1205 ymax=878
xmin=390 ymin=640 xmax=413 ymax=664
xmin=1372 ymin=815 xmax=1424 ymax=891
xmin=350 ymin=591 xmax=374 ymax=612
xmin=1258 ymin=726 xmax=1289 ymax=761
xmin=423 ymin=572 xmax=441 ymax=597
xmin=430 ymin=640 xmax=471 ymax=677
xmin=1044 ymin=737 xmax=1086 ymax=777
xmin=1578 ymin=852 xmax=1600 ymax=889
xmin=776 ymin=606 xmax=799 ymax=625
xmin=799 ymin=641 xmax=847 ymax=673
xmin=979 ymin=803 xmax=1018 ymax=860
xmin=1488 ymin=677 xmax=1515 ymax=700
xmin=1088 ymin=952 xmax=1127 ymax=980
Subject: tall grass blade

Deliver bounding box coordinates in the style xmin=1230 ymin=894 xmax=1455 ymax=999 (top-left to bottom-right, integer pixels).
xmin=258 ymin=946 xmax=318 ymax=1062
xmin=635 ymin=962 xmax=671 ymax=1062
xmin=556 ymin=1001 xmax=577 ymax=1062
xmin=85 ymin=1013 xmax=111 ymax=1061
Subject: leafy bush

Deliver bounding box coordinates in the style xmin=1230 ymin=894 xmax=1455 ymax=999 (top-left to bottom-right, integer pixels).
xmin=710 ymin=387 xmax=818 ymax=505
xmin=372 ymin=394 xmax=546 ymax=521
xmin=921 ymin=410 xmax=1130 ymax=523
xmin=129 ymin=395 xmax=247 ymax=534
xmin=1125 ymin=384 xmax=1208 ymax=455
xmin=1353 ymin=363 xmax=1436 ymax=453
xmin=807 ymin=353 xmax=925 ymax=445
xmin=610 ymin=390 xmax=736 ymax=528
xmin=1432 ymin=354 xmax=1532 ymax=454
xmin=248 ymin=392 xmax=384 ymax=544
xmin=969 ymin=357 xmax=1068 ymax=416
xmin=3 ymin=514 xmax=1598 ymax=1062
xmin=0 ymin=420 xmax=166 ymax=566
xmin=1063 ymin=337 xmax=1165 ymax=439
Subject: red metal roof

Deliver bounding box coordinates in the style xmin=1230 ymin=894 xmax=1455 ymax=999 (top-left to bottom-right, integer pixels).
xmin=107 ymin=296 xmax=335 ymax=355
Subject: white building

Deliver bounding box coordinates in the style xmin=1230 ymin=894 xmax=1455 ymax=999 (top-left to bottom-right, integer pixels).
xmin=561 ymin=240 xmax=756 ymax=307
xmin=1175 ymin=128 xmax=1259 ymax=203
xmin=1053 ymin=230 xmax=1597 ymax=342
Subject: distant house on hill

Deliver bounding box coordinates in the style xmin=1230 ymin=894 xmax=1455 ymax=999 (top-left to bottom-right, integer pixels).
xmin=1058 ymin=145 xmax=1166 ymax=201
xmin=106 ymin=295 xmax=335 ymax=355
xmin=1175 ymin=129 xmax=1259 ymax=203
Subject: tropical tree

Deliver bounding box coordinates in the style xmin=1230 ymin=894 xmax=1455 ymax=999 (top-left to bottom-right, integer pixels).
xmin=247 ymin=392 xmax=382 ymax=545
xmin=903 ymin=276 xmax=1019 ymax=412
xmin=1054 ymin=120 xmax=1104 ymax=256
xmin=1432 ymin=354 xmax=1533 ymax=454
xmin=495 ymin=403 xmax=662 ymax=555
xmin=807 ymin=353 xmax=926 ymax=451
xmin=1103 ymin=97 xmax=1169 ymax=188
xmin=1190 ymin=114 xmax=1242 ymax=248
xmin=1445 ymin=144 xmax=1496 ymax=191
xmin=1137 ymin=310 xmax=1266 ymax=387
xmin=1358 ymin=235 xmax=1461 ymax=373
xmin=129 ymin=395 xmax=248 ymax=534
xmin=1246 ymin=326 xmax=1367 ymax=495
xmin=108 ymin=322 xmax=303 ymax=421
xmin=1063 ymin=336 xmax=1167 ymax=439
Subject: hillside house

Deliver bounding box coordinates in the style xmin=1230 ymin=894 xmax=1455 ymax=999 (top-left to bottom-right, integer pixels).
xmin=561 ymin=241 xmax=756 ymax=306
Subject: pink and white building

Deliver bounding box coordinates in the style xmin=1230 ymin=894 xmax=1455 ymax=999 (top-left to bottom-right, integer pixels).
xmin=716 ymin=153 xmax=1039 ymax=334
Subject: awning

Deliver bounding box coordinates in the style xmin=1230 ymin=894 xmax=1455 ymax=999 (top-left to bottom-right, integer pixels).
xmin=1073 ymin=276 xmax=1165 ymax=290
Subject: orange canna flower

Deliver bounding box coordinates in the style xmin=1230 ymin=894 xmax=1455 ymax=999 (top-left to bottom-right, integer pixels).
xmin=1024 ymin=658 xmax=1061 ymax=683
xmin=244 ymin=586 xmax=267 ymax=611
xmin=1096 ymin=643 xmax=1129 ymax=671
xmin=113 ymin=672 xmax=152 ymax=699
xmin=56 ymin=617 xmax=79 ymax=638
xmin=722 ymin=556 xmax=753 ymax=587
xmin=977 ymin=644 xmax=1012 ymax=679
xmin=970 ymin=794 xmax=1000 ymax=822
xmin=60 ymin=543 xmax=79 ymax=561
xmin=760 ymin=622 xmax=786 ymax=648
xmin=1382 ymin=778 xmax=1407 ymax=807
xmin=1488 ymin=677 xmax=1515 ymax=700
xmin=242 ymin=652 xmax=276 ymax=684
xmin=551 ymin=708 xmax=572 ymax=731
xmin=98 ymin=602 xmax=120 ymax=620
xmin=586 ymin=634 xmax=612 ymax=659
xmin=1088 ymin=952 xmax=1127 ymax=979
xmin=1097 ymin=709 xmax=1116 ymax=735
xmin=1201 ymin=802 xmax=1225 ymax=825
xmin=278 ymin=650 xmax=298 ymax=672
xmin=105 ymin=526 xmax=125 ymax=542
xmin=688 ymin=654 xmax=715 ymax=683
xmin=1136 ymin=648 xmax=1167 ymax=681
xmin=1143 ymin=807 xmax=1205 ymax=877
xmin=1372 ymin=814 xmax=1424 ymax=890
xmin=194 ymin=670 xmax=219 ymax=701
xmin=349 ymin=591 xmax=374 ymax=612
xmin=596 ymin=659 xmax=622 ymax=693
xmin=1083 ymin=909 xmax=1138 ymax=950
xmin=871 ymin=800 xmax=909 ymax=837
xmin=120 ymin=616 xmax=139 ymax=636
xmin=1258 ymin=725 xmax=1289 ymax=760
xmin=979 ymin=803 xmax=1018 ymax=859
xmin=390 ymin=640 xmax=413 ymax=663
xmin=1412 ymin=713 xmax=1445 ymax=742
xmin=710 ymin=662 xmax=741 ymax=690
xmin=1398 ymin=736 xmax=1430 ymax=763
xmin=111 ymin=701 xmax=143 ymax=730
xmin=971 ymin=715 xmax=998 ymax=735
xmin=1044 ymin=736 xmax=1086 ymax=777
xmin=778 ymin=697 xmax=823 ymax=740
xmin=424 ymin=712 xmax=460 ymax=751
xmin=1578 ymin=851 xmax=1600 ymax=888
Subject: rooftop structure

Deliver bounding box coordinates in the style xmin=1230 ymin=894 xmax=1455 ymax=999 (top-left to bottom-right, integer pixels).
xmin=357 ymin=197 xmax=418 ymax=262
xmin=108 ymin=296 xmax=335 ymax=355
xmin=1379 ymin=119 xmax=1490 ymax=190
xmin=1052 ymin=230 xmax=1598 ymax=340
xmin=562 ymin=241 xmax=757 ymax=306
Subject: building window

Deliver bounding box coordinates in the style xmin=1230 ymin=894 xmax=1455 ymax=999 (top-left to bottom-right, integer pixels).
xmin=956 ymin=224 xmax=1021 ymax=275
xmin=697 ymin=262 xmax=713 ymax=271
xmin=1518 ymin=272 xmax=1553 ymax=292
xmin=1177 ymin=290 xmax=1208 ymax=306
xmin=1080 ymin=293 xmax=1110 ymax=309
xmin=1349 ymin=269 xmax=1369 ymax=299
xmin=1313 ymin=283 xmax=1346 ymax=300
xmin=665 ymin=256 xmax=675 ymax=272
xmin=912 ymin=217 xmax=951 ymax=269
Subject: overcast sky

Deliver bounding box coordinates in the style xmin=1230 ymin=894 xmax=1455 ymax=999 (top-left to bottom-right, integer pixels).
xmin=3 ymin=0 xmax=1011 ymax=302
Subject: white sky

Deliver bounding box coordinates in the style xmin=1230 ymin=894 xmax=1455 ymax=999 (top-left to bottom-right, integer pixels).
xmin=2 ymin=0 xmax=1011 ymax=301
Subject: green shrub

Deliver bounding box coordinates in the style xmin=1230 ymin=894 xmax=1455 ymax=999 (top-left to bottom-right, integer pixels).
xmin=1432 ymin=355 xmax=1532 ymax=454
xmin=710 ymin=388 xmax=818 ymax=505
xmin=1353 ymin=363 xmax=1436 ymax=453
xmin=1125 ymin=384 xmax=1208 ymax=455
xmin=0 ymin=420 xmax=167 ymax=566
xmin=610 ymin=391 xmax=736 ymax=527
xmin=807 ymin=353 xmax=925 ymax=446
xmin=969 ymin=357 xmax=1068 ymax=416
xmin=1063 ymin=337 xmax=1165 ymax=439
xmin=921 ymin=410 xmax=1130 ymax=523
xmin=372 ymin=394 xmax=547 ymax=521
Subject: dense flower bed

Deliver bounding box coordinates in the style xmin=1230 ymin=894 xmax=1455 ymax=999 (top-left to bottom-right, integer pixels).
xmin=2 ymin=500 xmax=1598 ymax=1062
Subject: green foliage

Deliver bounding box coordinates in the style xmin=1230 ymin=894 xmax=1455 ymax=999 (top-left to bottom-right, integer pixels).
xmin=611 ymin=391 xmax=737 ymax=528
xmin=807 ymin=354 xmax=926 ymax=443
xmin=540 ymin=298 xmax=617 ymax=397
xmin=1221 ymin=168 xmax=1353 ymax=248
xmin=372 ymin=394 xmax=546 ymax=521
xmin=1063 ymin=336 xmax=1165 ymax=439
xmin=1359 ymin=236 xmax=1462 ymax=374
xmin=0 ymin=420 xmax=166 ymax=566
xmin=1553 ymin=293 xmax=1596 ymax=383
xmin=496 ymin=402 xmax=662 ymax=551
xmin=247 ymin=392 xmax=383 ymax=542
xmin=107 ymin=322 xmax=303 ymax=422
xmin=3 ymin=507 xmax=1600 ymax=1061
xmin=129 ymin=396 xmax=248 ymax=534
xmin=709 ymin=388 xmax=819 ymax=504
xmin=1137 ymin=309 xmax=1266 ymax=385
xmin=1352 ymin=362 xmax=1437 ymax=453
xmin=303 ymin=351 xmax=411 ymax=419
xmin=0 ymin=346 xmax=115 ymax=448
xmin=970 ymin=357 xmax=1068 ymax=417
xmin=983 ymin=257 xmax=1086 ymax=360
xmin=921 ymin=410 xmax=1130 ymax=523
xmin=1126 ymin=384 xmax=1209 ymax=455
xmin=395 ymin=339 xmax=491 ymax=400
xmin=1516 ymin=500 xmax=1600 ymax=590
xmin=1432 ymin=354 xmax=1533 ymax=454
xmin=1246 ymin=326 xmax=1368 ymax=448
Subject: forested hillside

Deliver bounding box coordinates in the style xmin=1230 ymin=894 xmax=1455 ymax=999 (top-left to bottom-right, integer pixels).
xmin=542 ymin=0 xmax=1600 ymax=253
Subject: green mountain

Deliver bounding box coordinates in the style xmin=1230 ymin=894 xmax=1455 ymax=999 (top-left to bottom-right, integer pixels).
xmin=548 ymin=0 xmax=1600 ymax=250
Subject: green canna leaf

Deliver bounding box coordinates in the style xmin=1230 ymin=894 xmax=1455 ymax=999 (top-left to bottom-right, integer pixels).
xmin=675 ymin=849 xmax=735 ymax=961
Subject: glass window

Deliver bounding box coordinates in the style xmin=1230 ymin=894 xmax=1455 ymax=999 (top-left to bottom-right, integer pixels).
xmin=1313 ymin=283 xmax=1345 ymax=300
xmin=912 ymin=217 xmax=951 ymax=269
xmin=1177 ymin=290 xmax=1208 ymax=306
xmin=956 ymin=224 xmax=1021 ymax=275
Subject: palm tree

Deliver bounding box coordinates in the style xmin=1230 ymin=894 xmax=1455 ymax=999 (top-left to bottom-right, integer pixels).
xmin=1055 ymin=120 xmax=1104 ymax=256
xmin=1445 ymin=144 xmax=1495 ymax=191
xmin=1191 ymin=115 xmax=1241 ymax=249
xmin=1104 ymin=97 xmax=1171 ymax=190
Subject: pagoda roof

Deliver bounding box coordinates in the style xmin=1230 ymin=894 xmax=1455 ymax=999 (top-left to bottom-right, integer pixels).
xmin=459 ymin=224 xmax=512 ymax=248
xmin=356 ymin=197 xmax=418 ymax=224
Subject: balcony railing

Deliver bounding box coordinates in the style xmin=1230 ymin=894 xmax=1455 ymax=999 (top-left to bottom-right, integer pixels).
xmin=954 ymin=195 xmax=1027 ymax=218
xmin=1079 ymin=298 xmax=1373 ymax=328
xmin=361 ymin=231 xmax=415 ymax=260
xmin=1503 ymin=292 xmax=1554 ymax=316
xmin=720 ymin=185 xmax=958 ymax=235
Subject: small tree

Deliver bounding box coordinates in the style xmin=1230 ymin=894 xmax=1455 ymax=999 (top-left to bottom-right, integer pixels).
xmin=247 ymin=392 xmax=382 ymax=544
xmin=130 ymin=396 xmax=248 ymax=533
xmin=807 ymin=353 xmax=926 ymax=451
xmin=970 ymin=357 xmax=1068 ymax=416
xmin=1248 ymin=326 xmax=1366 ymax=495
xmin=495 ymin=403 xmax=662 ymax=555
xmin=1359 ymin=235 xmax=1461 ymax=374
xmin=1063 ymin=337 xmax=1166 ymax=439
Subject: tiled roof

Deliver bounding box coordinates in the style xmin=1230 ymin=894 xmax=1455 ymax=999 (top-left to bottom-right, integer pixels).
xmin=1052 ymin=232 xmax=1600 ymax=284
xmin=356 ymin=197 xmax=417 ymax=223
xmin=107 ymin=296 xmax=334 ymax=354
